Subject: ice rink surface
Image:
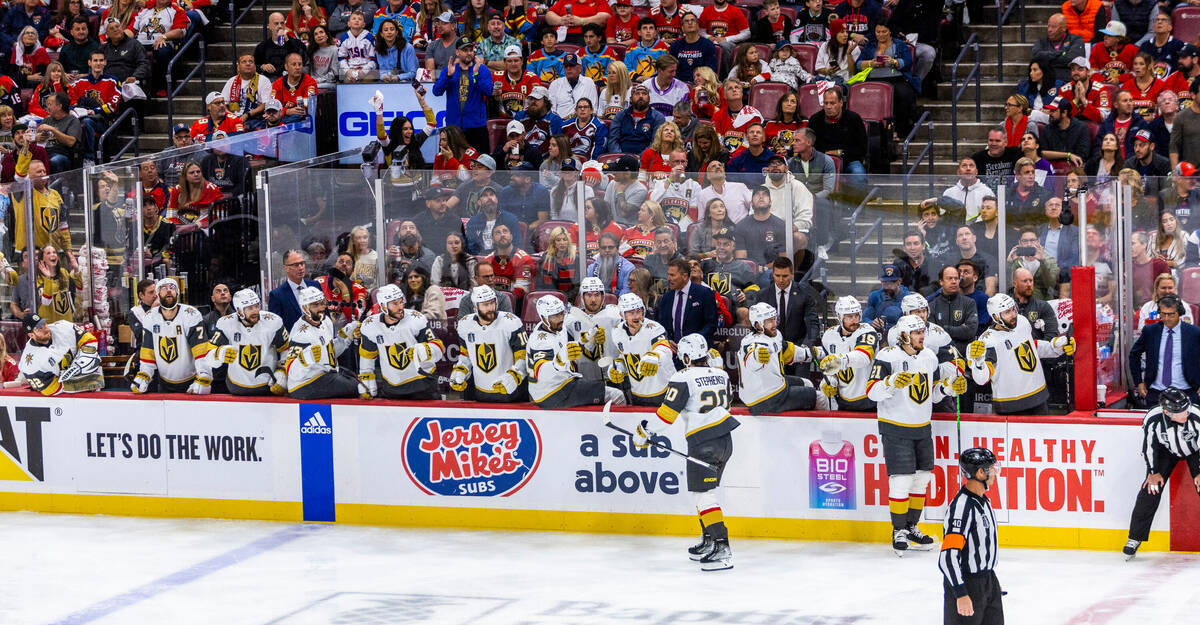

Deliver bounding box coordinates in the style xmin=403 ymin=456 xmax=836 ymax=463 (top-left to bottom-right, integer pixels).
xmin=4 ymin=512 xmax=1200 ymax=625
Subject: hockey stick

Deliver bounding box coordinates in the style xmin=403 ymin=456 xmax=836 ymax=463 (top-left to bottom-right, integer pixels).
xmin=599 ymin=400 xmax=717 ymax=470
xmin=597 ymin=357 xmax=633 ymax=405
xmin=948 ymin=345 xmax=964 ymax=458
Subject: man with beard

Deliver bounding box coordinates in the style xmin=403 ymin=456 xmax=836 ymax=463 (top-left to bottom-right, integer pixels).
xmin=131 ymin=278 xmax=214 ymax=395
xmin=514 ymin=86 xmax=565 ymax=156
xmin=701 ymin=229 xmax=757 ymax=324
xmin=1059 ymin=55 xmax=1113 ymax=123
xmin=1039 ymin=97 xmax=1091 ymax=166
xmin=953 ymin=226 xmax=999 ymax=296
xmin=1163 ymin=45 xmax=1198 ymax=111
xmin=864 ymin=264 xmax=909 ymax=332
xmin=587 ymin=231 xmax=637 ymax=296
xmin=448 ymin=155 xmax=501 ymax=218
xmin=450 ymin=286 xmax=529 ymax=403
xmin=603 ymin=155 xmax=649 ymax=226
xmin=739 ymin=302 xmax=828 ymax=414
xmin=611 ymin=292 xmax=677 ymax=405
xmin=608 ymin=83 xmax=666 ymax=154
xmin=432 ymin=38 xmax=493 ymax=149
xmin=285 ymin=286 xmax=363 ymax=399
xmin=566 ymin=277 xmax=623 ymax=381
xmin=500 ymin=164 xmax=552 ymax=226
xmin=734 ymin=186 xmax=788 ymax=269
xmin=527 ymin=295 xmax=626 ymax=408
xmin=465 ymin=186 xmax=523 ymax=255
xmin=956 ymin=258 xmax=991 ymax=328
xmin=19 ymin=313 xmax=104 ymax=396
xmin=387 ymin=220 xmax=437 ymax=281
xmin=1006 ymin=230 xmax=1060 ymax=302
xmin=485 ymin=223 xmax=535 ymax=304
xmin=207 ymin=289 xmax=290 ymax=396
xmin=316 ymin=251 xmax=370 ymax=324
xmin=1011 ymin=266 xmax=1059 ymax=342
xmin=413 ymin=186 xmax=465 ymax=249
xmin=969 ymin=293 xmax=1075 ymax=415
xmin=358 ymin=284 xmax=445 ymax=400
xmin=819 ymin=296 xmax=880 ymax=412
xmin=492 ymin=45 xmax=541 ymax=118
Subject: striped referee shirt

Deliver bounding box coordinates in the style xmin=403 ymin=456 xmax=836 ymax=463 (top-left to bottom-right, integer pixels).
xmin=1142 ymin=406 xmax=1200 ymax=474
xmin=938 ymin=486 xmax=998 ymax=597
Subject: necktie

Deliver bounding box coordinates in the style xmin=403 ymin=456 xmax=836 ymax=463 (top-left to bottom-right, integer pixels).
xmin=675 ymin=291 xmax=684 ymax=339
xmin=778 ymin=288 xmax=787 ymax=328
xmin=1164 ymin=328 xmax=1175 ymax=387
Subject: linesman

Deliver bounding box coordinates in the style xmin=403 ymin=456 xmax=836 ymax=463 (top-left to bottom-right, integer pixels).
xmin=1123 ymin=387 xmax=1200 ymax=559
xmin=939 ymin=447 xmax=1004 ymax=625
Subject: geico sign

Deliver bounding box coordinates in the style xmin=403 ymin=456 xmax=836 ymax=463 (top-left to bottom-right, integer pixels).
xmin=339 ymin=110 xmax=448 ymax=137
xmin=0 ymin=406 xmax=51 ymax=481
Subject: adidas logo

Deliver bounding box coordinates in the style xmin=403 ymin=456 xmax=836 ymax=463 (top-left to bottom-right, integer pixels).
xmin=301 ymin=414 xmax=332 ymax=435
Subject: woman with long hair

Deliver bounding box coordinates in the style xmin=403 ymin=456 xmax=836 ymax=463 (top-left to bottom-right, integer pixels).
xmin=540 ymin=134 xmax=575 ymax=189
xmin=1085 ymin=132 xmax=1121 ymax=181
xmin=407 ymin=0 xmax=448 ymax=48
xmin=536 ymin=226 xmax=580 ymax=292
xmin=729 ymin=43 xmax=771 ymax=88
xmin=11 ymin=28 xmax=51 ymax=90
xmin=688 ymin=198 xmax=736 ymax=258
xmin=856 ymin=19 xmax=918 ymax=136
xmin=347 ymin=225 xmax=378 ymax=290
xmin=687 ymin=124 xmax=730 ymax=173
xmin=1120 ymin=52 xmax=1167 ymax=122
xmin=1156 ymin=210 xmax=1188 ymax=270
xmin=167 ymin=161 xmax=225 ymax=229
xmin=1001 ymin=93 xmax=1034 ymax=148
xmin=1017 ymin=59 xmax=1061 ymax=125
xmin=375 ymin=89 xmax=436 ymax=193
xmin=549 ymin=162 xmax=594 ymax=221
xmin=402 ymin=265 xmax=446 ymax=321
xmin=619 ymin=200 xmax=666 ymax=260
xmin=460 ymin=0 xmax=490 ymax=42
xmin=100 ymin=0 xmax=140 ymax=40
xmin=0 ymin=334 xmax=22 ymax=385
xmin=430 ymin=231 xmax=476 ymax=290
xmin=0 ymin=123 xmax=50 ymax=183
xmin=571 ymin=197 xmax=626 ymax=256
xmin=375 ymin=18 xmax=418 ymax=82
xmin=627 ymin=266 xmax=654 ymax=309
xmin=0 ymin=105 xmax=15 ymax=154
xmin=307 ymin=25 xmax=339 ymax=87
xmin=767 ymin=92 xmax=805 ymax=154
xmin=34 ymin=245 xmax=79 ymax=323
xmin=286 ymin=0 xmax=328 ymax=43
xmin=27 ymin=61 xmax=70 ymax=119
xmin=640 ymin=121 xmax=684 ymax=178
xmin=599 ymin=61 xmax=631 ymax=121
xmin=433 ymin=125 xmax=478 ymax=186
xmin=1018 ymin=132 xmax=1054 ymax=185
xmin=815 ymin=19 xmax=856 ymax=85
xmin=691 ymin=66 xmax=721 ymax=119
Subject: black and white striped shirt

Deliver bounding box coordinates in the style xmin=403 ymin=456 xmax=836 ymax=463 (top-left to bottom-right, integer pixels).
xmin=939 ymin=486 xmax=998 ymax=597
xmin=1142 ymin=406 xmax=1200 ymax=473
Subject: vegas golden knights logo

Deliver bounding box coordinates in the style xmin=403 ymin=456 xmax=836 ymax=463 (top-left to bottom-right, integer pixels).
xmin=836 ymin=367 xmax=854 ymax=385
xmin=1015 ymin=340 xmax=1037 ymax=373
xmin=238 ymin=345 xmax=262 ymax=370
xmin=40 ymin=205 xmax=60 ymax=232
xmin=706 ymin=272 xmax=730 ymax=296
xmin=52 ymin=290 xmax=72 ymax=315
xmin=907 ymin=372 xmax=930 ymax=404
xmin=158 ymin=336 xmax=179 ymax=363
xmin=625 ymin=353 xmax=643 ymax=381
xmin=386 ymin=343 xmax=411 ymax=370
xmin=475 ymin=343 xmax=497 ymax=373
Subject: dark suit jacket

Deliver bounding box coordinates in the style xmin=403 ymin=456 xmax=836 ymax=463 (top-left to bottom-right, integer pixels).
xmin=655 ymin=282 xmax=719 ymax=343
xmin=268 ymin=279 xmax=320 ymax=331
xmin=1129 ymin=321 xmax=1200 ymax=390
xmin=753 ymin=281 xmax=822 ymax=344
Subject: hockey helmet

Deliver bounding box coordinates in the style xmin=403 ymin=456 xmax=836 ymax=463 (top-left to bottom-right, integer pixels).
xmin=901 ymin=293 xmax=929 ymax=315
xmin=677 ymin=333 xmax=710 ymax=365
xmin=748 ymin=302 xmax=777 ymax=330
xmin=536 ymin=294 xmax=566 ymax=320
xmin=580 ymin=276 xmax=605 ymax=294
xmin=471 ymin=285 xmax=497 ymax=304
xmin=156 ymin=277 xmax=179 ymax=293
xmin=618 ymin=292 xmax=645 ymax=313
xmin=894 ymin=314 xmax=925 ymax=345
xmin=959 ymin=447 xmax=997 ymax=482
xmin=834 ymin=296 xmax=862 ymax=319
xmin=987 ymin=293 xmax=1017 ymax=328
xmin=232 ymin=289 xmax=260 ymax=312
xmin=297 ymin=286 xmax=325 ymax=309
xmin=1159 ymin=387 xmax=1191 ymax=415
xmin=376 ymin=283 xmax=405 ymax=307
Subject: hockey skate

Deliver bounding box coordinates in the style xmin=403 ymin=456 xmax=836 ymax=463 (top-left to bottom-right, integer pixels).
xmin=688 ymin=533 xmax=714 ymax=561
xmin=906 ymin=525 xmax=936 ymax=551
xmin=892 ymin=529 xmax=910 ymax=556
xmin=699 ymin=539 xmax=732 ymax=571
xmin=1123 ymin=539 xmax=1140 ymax=560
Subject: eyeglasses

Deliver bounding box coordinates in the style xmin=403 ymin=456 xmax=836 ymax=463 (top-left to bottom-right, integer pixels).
xmin=284 ymin=260 xmax=306 ymax=267
xmin=1004 ymin=102 xmax=1019 ymax=107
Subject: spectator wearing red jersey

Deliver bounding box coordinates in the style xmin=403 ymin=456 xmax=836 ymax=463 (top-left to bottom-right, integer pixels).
xmin=1120 ymin=51 xmax=1167 ymax=122
xmin=491 ymin=44 xmax=540 ymax=118
xmin=27 ymin=62 xmax=69 ymax=119
xmin=69 ymin=51 xmax=123 ymax=153
xmin=699 ymin=0 xmax=750 ymax=66
xmin=1059 ymin=55 xmax=1112 ymax=122
xmin=570 ymin=196 xmax=626 ymax=256
xmin=545 ymin=0 xmax=612 ymax=46
xmin=191 ymin=92 xmax=246 ymax=142
xmin=287 ymin=0 xmax=328 ymax=43
xmin=167 ymin=160 xmax=224 ymax=230
xmin=1097 ymin=89 xmax=1148 ymax=162
xmin=131 ymin=0 xmax=193 ymax=96
xmin=712 ymin=79 xmax=765 ymax=153
xmin=273 ymin=52 xmax=318 ymax=123
xmin=606 ymin=0 xmax=637 ymax=46
xmin=1163 ymin=45 xmax=1199 ymax=111
xmin=9 ymin=26 xmax=50 ymax=88
xmin=137 ymin=159 xmax=171 ymax=210
xmin=1089 ymin=20 xmax=1138 ymax=83
xmin=766 ymin=91 xmax=805 ymax=154
xmin=619 ymin=199 xmax=666 ymax=260
xmin=0 ymin=123 xmax=50 ymax=184
xmin=485 ymin=222 xmax=535 ymax=302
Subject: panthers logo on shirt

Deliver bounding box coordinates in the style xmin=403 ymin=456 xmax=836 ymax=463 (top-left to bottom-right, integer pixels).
xmin=239 ymin=345 xmax=262 ymax=370
xmin=1015 ymin=340 xmax=1037 ymax=373
xmin=475 ymin=343 xmax=498 ymax=373
xmin=907 ymin=372 xmax=930 ymax=404
xmin=386 ymin=342 xmax=412 ymax=370
xmin=159 ymin=336 xmax=179 ymax=363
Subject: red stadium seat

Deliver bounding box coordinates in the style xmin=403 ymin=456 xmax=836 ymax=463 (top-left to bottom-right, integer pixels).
xmin=749 ymin=82 xmax=791 ymax=120
xmin=486 ymin=118 xmax=509 ymax=153
xmin=779 ymin=6 xmax=797 ymax=20
xmin=607 ymin=43 xmax=627 ymax=60
xmin=1174 ymin=7 xmax=1200 ymax=43
xmin=847 ymin=81 xmax=893 ymax=123
xmin=740 ymin=8 xmax=754 ymax=25
xmin=604 ymin=293 xmax=618 ymax=306
xmin=522 ymin=290 xmax=568 ymax=326
xmin=535 ymin=220 xmax=574 ymax=253
xmin=597 ymin=152 xmax=633 ymax=167
xmin=753 ymin=43 xmax=773 ymax=65
xmin=791 ymin=43 xmax=818 ymax=75
xmin=1181 ymin=267 xmax=1200 ymax=303
xmin=798 ymin=82 xmax=822 ymax=118
xmin=1101 ymin=83 xmax=1118 ymax=108
xmin=558 ymin=44 xmax=581 ymax=57
xmin=829 ymin=155 xmax=842 ymax=188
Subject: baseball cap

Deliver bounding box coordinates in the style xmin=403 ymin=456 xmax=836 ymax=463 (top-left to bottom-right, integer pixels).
xmin=1098 ymin=20 xmax=1126 ymax=38
xmin=264 ymin=99 xmax=282 ymax=111
xmin=506 ymin=119 xmax=525 ymax=136
xmin=474 ymin=154 xmax=497 ymax=170
xmin=21 ymin=312 xmax=45 ymax=333
xmin=630 ymin=82 xmax=649 ymax=94
xmin=456 ymin=38 xmax=476 ymax=49
xmin=172 ymin=122 xmax=190 ymax=135
xmin=437 ymin=10 xmax=454 ymax=22
xmin=604 ymin=154 xmax=640 ymax=173
xmin=613 ymin=0 xmax=631 ymax=5
xmin=1180 ymin=44 xmax=1198 ymax=58
xmin=563 ymin=53 xmax=580 ymax=66
xmin=560 ymin=159 xmax=579 ymax=172
xmin=504 ymin=44 xmax=522 ymax=59
xmin=712 ymin=227 xmax=735 ymax=241
xmin=427 ymin=184 xmax=455 ymax=198
xmin=212 ymin=130 xmax=228 ymax=140
xmin=528 ymin=85 xmax=550 ymax=100
xmin=488 ymin=10 xmax=504 ymax=22
xmin=511 ymin=161 xmax=537 ymax=172
xmin=1134 ymin=129 xmax=1153 ymax=143
xmin=1043 ymin=96 xmax=1074 ymax=115
xmin=205 ymin=91 xmax=224 ymax=106
xmin=766 ymin=154 xmax=787 ymax=166
xmin=1178 ymin=162 xmax=1198 ymax=177
xmin=879 ymin=264 xmax=901 ymax=281
xmin=1069 ymin=56 xmax=1089 ymax=69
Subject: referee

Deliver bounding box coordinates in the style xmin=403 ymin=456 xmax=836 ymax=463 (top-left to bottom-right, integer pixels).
xmin=939 ymin=447 xmax=1003 ymax=625
xmin=1123 ymin=388 xmax=1200 ymax=559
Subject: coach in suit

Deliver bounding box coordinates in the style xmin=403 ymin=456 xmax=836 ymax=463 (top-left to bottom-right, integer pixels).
xmin=268 ymin=249 xmax=321 ymax=330
xmin=1130 ymin=294 xmax=1200 ymax=405
xmin=751 ymin=256 xmax=821 ymax=345
xmin=655 ymin=257 xmax=718 ymax=344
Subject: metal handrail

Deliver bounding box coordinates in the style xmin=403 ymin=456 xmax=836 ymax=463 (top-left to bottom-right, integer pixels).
xmin=951 ymin=33 xmax=981 ymax=162
xmin=96 ymin=108 xmax=140 ymax=163
xmin=229 ymin=0 xmax=269 ymax=72
xmin=166 ymin=34 xmax=207 ymax=134
xmin=846 ymin=187 xmax=880 ymax=290
xmin=901 ymin=111 xmax=934 ymax=232
xmin=995 ymin=0 xmax=1026 ymax=82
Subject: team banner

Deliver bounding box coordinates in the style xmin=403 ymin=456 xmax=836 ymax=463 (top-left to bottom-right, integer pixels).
xmin=335 ymin=83 xmax=446 ymax=164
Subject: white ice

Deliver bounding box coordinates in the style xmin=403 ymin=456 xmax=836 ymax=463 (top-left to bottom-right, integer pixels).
xmin=4 ymin=511 xmax=1200 ymax=625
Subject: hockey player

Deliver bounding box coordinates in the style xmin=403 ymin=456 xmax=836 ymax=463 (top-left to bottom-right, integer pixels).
xmin=565 ymin=277 xmax=621 ymax=381
xmin=609 ymin=292 xmax=676 ymax=406
xmin=1122 ymin=388 xmax=1200 ymax=559
xmin=820 ymin=296 xmax=880 ymax=412
xmin=634 ymin=333 xmax=738 ymax=571
xmin=738 ymin=302 xmax=828 ymax=414
xmin=940 ymin=447 xmax=1003 ymax=625
xmin=449 ymin=286 xmax=528 ymax=403
xmin=526 ymin=295 xmax=626 ymax=409
xmin=286 ymin=286 xmax=363 ymax=399
xmin=888 ymin=293 xmax=952 ymax=355
xmin=131 ymin=278 xmax=214 ymax=395
xmin=206 ymin=289 xmax=290 ymax=396
xmin=358 ymin=284 xmax=445 ymax=400
xmin=968 ymin=293 xmax=1075 ymax=415
xmin=19 ymin=313 xmax=104 ymax=396
xmin=867 ymin=315 xmax=967 ymax=555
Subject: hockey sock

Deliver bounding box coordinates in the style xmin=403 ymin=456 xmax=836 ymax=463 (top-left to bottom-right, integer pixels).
xmin=699 ymin=507 xmax=727 ymax=540
xmin=889 ymin=496 xmax=910 ymax=531
xmin=906 ymin=493 xmax=925 ymax=527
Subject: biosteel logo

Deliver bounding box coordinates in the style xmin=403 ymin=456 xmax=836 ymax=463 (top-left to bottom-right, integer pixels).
xmin=402 ymin=417 xmax=541 ymax=496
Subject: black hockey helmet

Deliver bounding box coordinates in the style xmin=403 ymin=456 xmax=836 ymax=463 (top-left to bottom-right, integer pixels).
xmin=959 ymin=447 xmax=997 ymax=482
xmin=1159 ymin=387 xmax=1191 ymax=415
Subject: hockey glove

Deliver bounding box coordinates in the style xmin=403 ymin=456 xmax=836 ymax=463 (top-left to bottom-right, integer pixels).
xmin=795 ymin=345 xmax=826 ymax=364
xmin=967 ymin=340 xmax=986 ymax=362
xmin=1052 ymin=336 xmax=1076 ymax=356
xmin=592 ymin=327 xmax=606 ymax=348
xmin=566 ymin=342 xmax=584 ymax=362
xmin=449 ymin=365 xmax=469 ymax=392
xmin=709 ymin=348 xmax=722 ymax=363
xmin=186 ymin=376 xmax=212 ymax=395
xmin=269 ymin=368 xmax=288 ymax=395
xmin=949 ymin=375 xmax=967 ymax=396
xmin=888 ymin=371 xmax=914 ymax=389
xmin=338 ymin=320 xmax=361 ymax=341
xmin=638 ymin=353 xmax=659 ymax=377
xmin=756 ymin=345 xmax=772 ymax=364
xmin=305 ymin=344 xmax=324 ymax=366
xmin=820 ymin=353 xmax=847 ymax=374
xmin=633 ymin=419 xmax=653 ymax=450
xmin=216 ymin=345 xmax=237 ymax=364
xmin=359 ymin=373 xmax=378 ymax=399
xmin=607 ymin=366 xmax=626 ymax=384
xmin=131 ymin=371 xmax=151 ymax=394
xmin=821 ymin=382 xmax=839 ymax=397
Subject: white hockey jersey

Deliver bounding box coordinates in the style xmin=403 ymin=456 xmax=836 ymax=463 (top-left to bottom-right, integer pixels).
xmin=454 ymin=311 xmax=528 ymax=395
xmin=566 ymin=304 xmax=621 ymax=380
xmin=19 ymin=321 xmax=97 ymax=395
xmin=649 ymin=177 xmax=700 ymax=231
xmin=526 ymin=323 xmax=582 ymax=402
xmin=611 ymin=319 xmax=676 ymax=399
xmin=338 ymin=30 xmax=377 ymax=71
xmin=821 ymin=324 xmax=880 ymax=407
xmin=358 ymin=310 xmax=445 ymax=386
xmin=867 ymin=345 xmax=954 ymax=439
xmin=286 ymin=316 xmax=355 ymax=392
xmin=887 ymin=320 xmax=952 ymax=353
xmin=657 ymin=365 xmax=739 ymax=446
xmin=138 ymin=305 xmax=211 ymax=386
xmin=208 ymin=312 xmax=290 ymax=391
xmin=970 ymin=316 xmax=1064 ymax=412
xmin=737 ymin=331 xmax=798 ymax=407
